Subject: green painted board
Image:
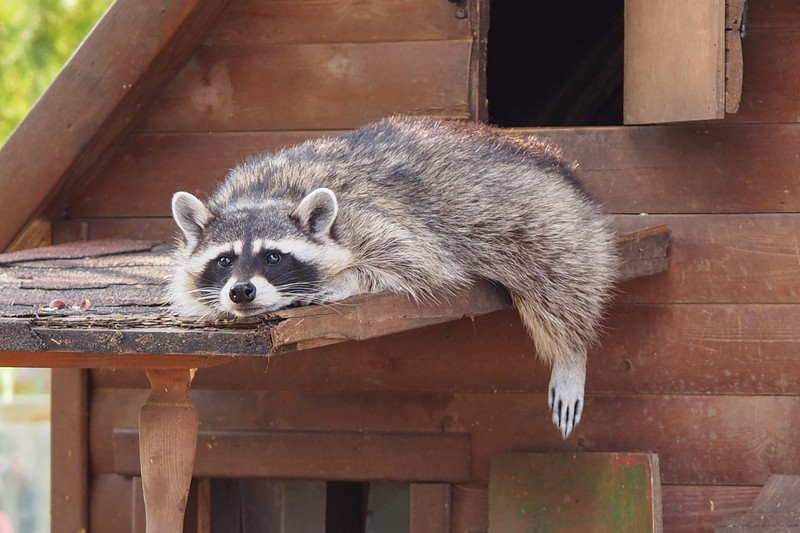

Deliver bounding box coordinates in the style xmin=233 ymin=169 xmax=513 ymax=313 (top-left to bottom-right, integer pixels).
xmin=489 ymin=452 xmax=662 ymax=533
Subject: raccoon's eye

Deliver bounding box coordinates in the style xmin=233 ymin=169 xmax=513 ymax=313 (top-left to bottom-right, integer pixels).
xmin=217 ymin=255 xmax=233 ymax=268
xmin=265 ymin=251 xmax=281 ymax=265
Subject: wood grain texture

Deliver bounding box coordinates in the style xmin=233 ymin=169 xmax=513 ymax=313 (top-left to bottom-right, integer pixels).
xmin=723 ymin=32 xmax=800 ymax=124
xmin=138 ymin=369 xmax=198 ymax=533
xmin=0 ymin=0 xmax=233 ymax=251
xmin=662 ymin=485 xmax=760 ymax=533
xmin=624 ymin=0 xmax=725 ymax=124
xmin=205 ymin=0 xmax=471 ymax=45
xmin=66 ymin=123 xmax=800 ymax=219
xmin=89 ymin=303 xmax=800 ymax=396
xmin=114 ymin=428 xmax=471 ymax=482
xmin=89 ymin=388 xmax=800 ymax=486
xmin=409 ymin=484 xmax=451 ymax=533
xmin=50 ymin=369 xmax=89 ymax=532
xmin=717 ymin=475 xmax=800 ymax=530
xmin=135 ymin=40 xmax=471 ymax=133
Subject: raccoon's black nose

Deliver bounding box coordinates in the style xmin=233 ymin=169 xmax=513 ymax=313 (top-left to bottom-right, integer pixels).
xmin=229 ymin=281 xmax=257 ymax=304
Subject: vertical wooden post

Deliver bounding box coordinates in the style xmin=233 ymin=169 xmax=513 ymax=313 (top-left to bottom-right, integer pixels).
xmin=139 ymin=369 xmax=198 ymax=533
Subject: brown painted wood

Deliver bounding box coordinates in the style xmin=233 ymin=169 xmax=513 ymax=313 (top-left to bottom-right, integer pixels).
xmin=624 ymin=0 xmax=725 ymax=123
xmin=206 ymin=0 xmax=471 ymax=46
xmin=662 ymin=485 xmax=760 ymax=533
xmin=89 ymin=474 xmax=134 ymax=531
xmin=468 ymin=0 xmax=489 ymax=123
xmin=132 ymin=477 xmax=146 ymax=533
xmin=717 ymin=475 xmax=800 ymax=531
xmin=135 ymin=40 xmax=472 ymax=133
xmin=0 ymin=0 xmax=233 ymax=252
xmin=195 ymin=478 xmax=212 ymax=533
xmin=89 ymin=303 xmax=800 ymax=398
xmin=613 ymin=214 xmax=800 ymax=304
xmin=114 ymin=428 xmax=471 ymax=482
xmin=451 ymin=484 xmax=488 ymax=533
xmin=745 ymin=0 xmax=800 ymax=31
xmin=50 ymin=369 xmax=89 ymax=532
xmin=65 ymin=123 xmax=800 ymax=219
xmin=89 ymin=388 xmax=800 ymax=486
xmin=722 ymin=32 xmax=800 ymax=124
xmin=139 ymin=369 xmax=199 ymax=533
xmin=409 ymin=484 xmax=451 ymax=533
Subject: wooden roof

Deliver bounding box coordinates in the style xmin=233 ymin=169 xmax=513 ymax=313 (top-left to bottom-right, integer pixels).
xmin=0 ymin=0 xmax=233 ymax=252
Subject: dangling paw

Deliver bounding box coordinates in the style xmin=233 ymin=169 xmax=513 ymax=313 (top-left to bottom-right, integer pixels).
xmin=548 ymin=361 xmax=586 ymax=439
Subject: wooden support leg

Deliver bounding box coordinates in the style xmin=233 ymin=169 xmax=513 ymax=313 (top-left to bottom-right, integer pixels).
xmin=139 ymin=369 xmax=198 ymax=533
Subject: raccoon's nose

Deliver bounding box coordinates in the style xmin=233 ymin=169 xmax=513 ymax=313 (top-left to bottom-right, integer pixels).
xmin=229 ymin=281 xmax=257 ymax=304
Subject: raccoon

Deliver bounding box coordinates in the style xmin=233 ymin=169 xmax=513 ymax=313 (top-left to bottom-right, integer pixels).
xmin=170 ymin=116 xmax=618 ymax=438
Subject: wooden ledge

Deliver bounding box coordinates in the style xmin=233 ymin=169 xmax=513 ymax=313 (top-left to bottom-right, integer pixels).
xmin=0 ymin=226 xmax=669 ymax=365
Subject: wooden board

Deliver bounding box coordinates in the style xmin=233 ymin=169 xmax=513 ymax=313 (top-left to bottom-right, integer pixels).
xmin=135 ymin=41 xmax=472 ymax=133
xmin=88 ymin=388 xmax=800 ymax=486
xmin=205 ymin=0 xmax=472 ymax=46
xmin=624 ymin=0 xmax=725 ymax=124
xmin=662 ymin=485 xmax=760 ymax=533
xmin=489 ymin=453 xmax=662 ymax=532
xmin=113 ymin=428 xmax=471 ymax=482
xmin=65 ymin=124 xmax=800 ymax=219
xmin=717 ymin=475 xmax=800 ymax=530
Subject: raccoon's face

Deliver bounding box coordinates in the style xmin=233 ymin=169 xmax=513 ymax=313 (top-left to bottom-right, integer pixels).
xmin=170 ymin=188 xmax=353 ymax=317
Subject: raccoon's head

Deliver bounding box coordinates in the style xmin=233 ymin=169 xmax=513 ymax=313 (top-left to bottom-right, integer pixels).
xmin=169 ymin=188 xmax=353 ymax=317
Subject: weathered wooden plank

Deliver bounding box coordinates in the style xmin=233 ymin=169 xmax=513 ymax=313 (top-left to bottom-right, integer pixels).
xmin=614 ymin=214 xmax=800 ymax=304
xmin=206 ymin=0 xmax=471 ymax=46
xmin=410 ymin=484 xmax=451 ymax=533
xmin=662 ymin=485 xmax=760 ymax=533
xmin=92 ymin=303 xmax=800 ymax=396
xmin=113 ymin=428 xmax=471 ymax=482
xmin=268 ymin=281 xmax=512 ymax=352
xmin=51 ymin=369 xmax=89 ymax=532
xmin=624 ymin=0 xmax=725 ymax=124
xmin=89 ymin=474 xmax=134 ymax=532
xmin=65 ymin=123 xmax=800 ymax=219
xmin=136 ymin=41 xmax=472 ymax=133
xmin=90 ymin=388 xmax=800 ymax=486
xmin=489 ymin=453 xmax=662 ymax=532
xmin=717 ymin=475 xmax=800 ymax=531
xmin=0 ymin=0 xmax=234 ymax=251
xmin=723 ymin=32 xmax=800 ymax=124
xmin=745 ymin=0 xmax=800 ymax=32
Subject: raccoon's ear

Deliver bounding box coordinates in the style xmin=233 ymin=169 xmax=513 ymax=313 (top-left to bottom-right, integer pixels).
xmin=291 ymin=187 xmax=338 ymax=238
xmin=171 ymin=191 xmax=213 ymax=246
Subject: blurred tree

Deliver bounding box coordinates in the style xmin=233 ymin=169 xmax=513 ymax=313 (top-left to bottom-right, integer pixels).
xmin=0 ymin=0 xmax=113 ymax=145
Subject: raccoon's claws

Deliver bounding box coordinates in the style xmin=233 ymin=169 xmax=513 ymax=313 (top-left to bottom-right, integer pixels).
xmin=548 ymin=360 xmax=587 ymax=439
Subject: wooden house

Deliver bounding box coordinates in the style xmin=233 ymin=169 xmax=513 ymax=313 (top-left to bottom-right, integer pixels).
xmin=1 ymin=0 xmax=798 ymax=531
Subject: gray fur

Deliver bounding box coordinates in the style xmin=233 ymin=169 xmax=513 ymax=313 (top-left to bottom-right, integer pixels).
xmin=170 ymin=116 xmax=618 ymax=438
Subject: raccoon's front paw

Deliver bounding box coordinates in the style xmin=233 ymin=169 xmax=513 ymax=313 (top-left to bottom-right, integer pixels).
xmin=548 ymin=361 xmax=586 ymax=439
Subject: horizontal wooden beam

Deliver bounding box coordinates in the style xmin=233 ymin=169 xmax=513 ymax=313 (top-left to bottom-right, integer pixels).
xmin=113 ymin=429 xmax=471 ymax=483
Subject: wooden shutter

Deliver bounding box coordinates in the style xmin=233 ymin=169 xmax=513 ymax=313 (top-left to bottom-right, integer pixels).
xmin=624 ymin=0 xmax=728 ymax=124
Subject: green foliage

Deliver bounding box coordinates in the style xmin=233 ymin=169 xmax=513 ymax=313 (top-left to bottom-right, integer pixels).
xmin=0 ymin=0 xmax=113 ymax=145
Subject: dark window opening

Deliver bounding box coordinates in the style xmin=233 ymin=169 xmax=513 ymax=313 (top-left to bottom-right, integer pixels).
xmin=487 ymin=0 xmax=625 ymax=127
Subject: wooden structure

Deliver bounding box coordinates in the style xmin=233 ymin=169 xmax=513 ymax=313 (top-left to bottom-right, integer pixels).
xmin=0 ymin=0 xmax=798 ymax=531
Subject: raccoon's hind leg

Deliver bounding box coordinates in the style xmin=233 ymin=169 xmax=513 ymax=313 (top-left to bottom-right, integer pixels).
xmin=510 ymin=293 xmax=590 ymax=439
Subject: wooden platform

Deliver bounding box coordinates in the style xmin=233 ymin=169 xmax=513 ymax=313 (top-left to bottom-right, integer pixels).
xmin=0 ymin=225 xmax=670 ymax=366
